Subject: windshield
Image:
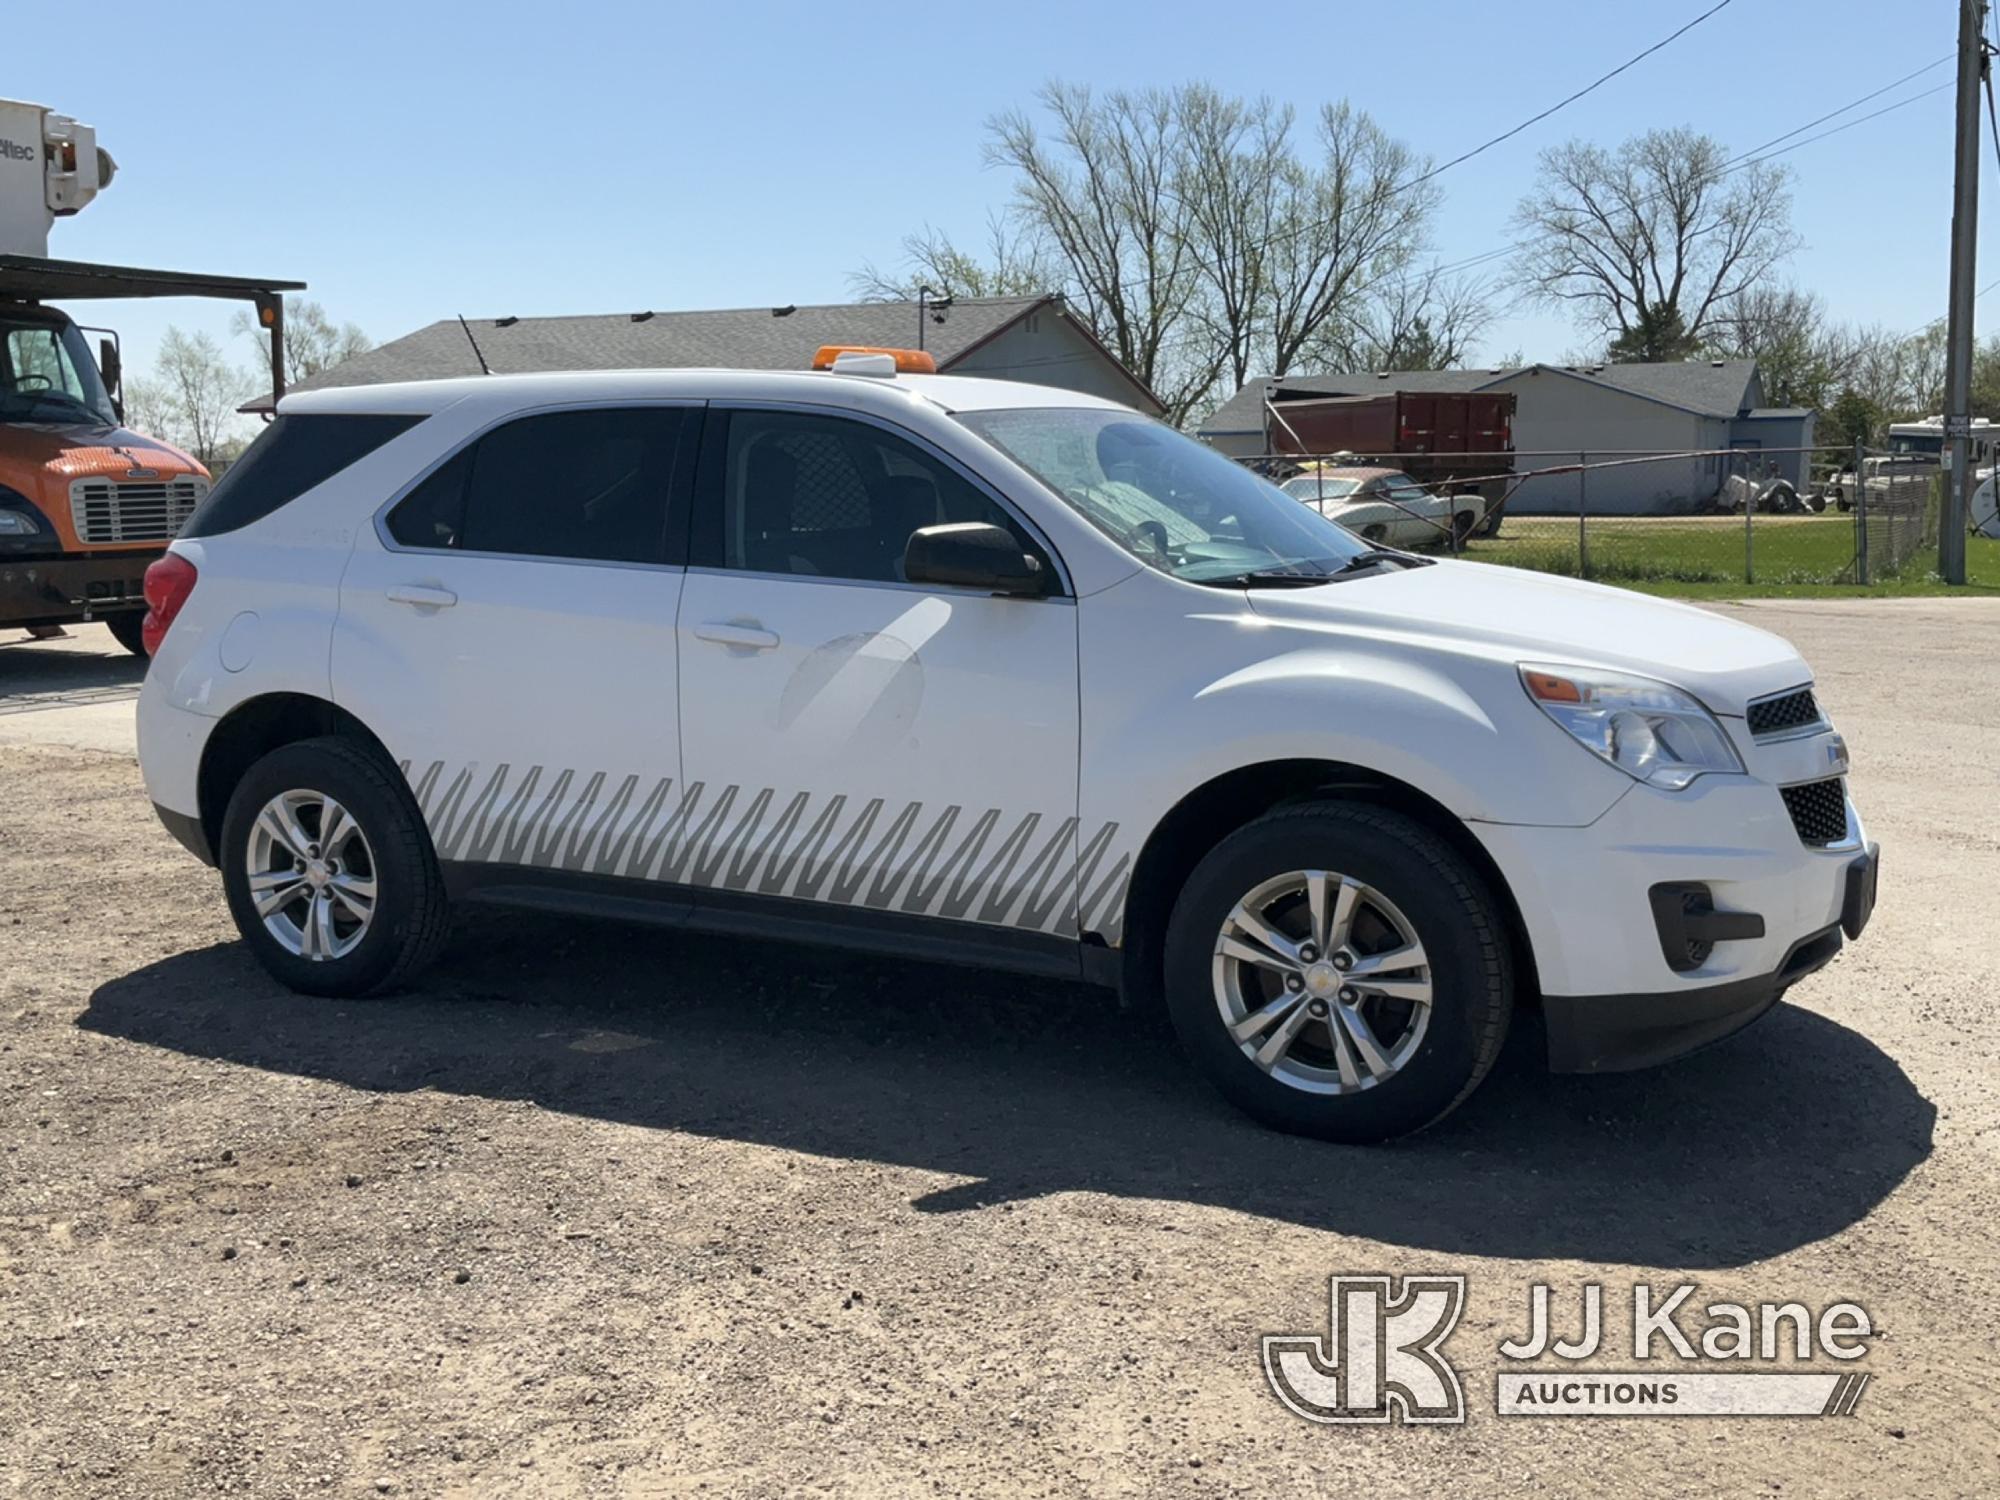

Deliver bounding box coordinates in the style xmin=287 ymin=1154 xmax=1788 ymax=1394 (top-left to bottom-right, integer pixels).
xmin=1282 ymin=475 xmax=1361 ymax=501
xmin=0 ymin=315 xmax=117 ymax=425
xmin=956 ymin=406 xmax=1370 ymax=583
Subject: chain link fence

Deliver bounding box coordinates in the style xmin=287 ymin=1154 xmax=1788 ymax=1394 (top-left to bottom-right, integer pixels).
xmin=1238 ymin=445 xmax=1944 ymax=586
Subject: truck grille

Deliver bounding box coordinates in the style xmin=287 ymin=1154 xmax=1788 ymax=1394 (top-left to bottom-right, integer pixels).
xmin=1747 ymin=686 xmax=1822 ymax=738
xmin=1780 ymin=777 xmax=1849 ymax=846
xmin=69 ymin=476 xmax=208 ymax=543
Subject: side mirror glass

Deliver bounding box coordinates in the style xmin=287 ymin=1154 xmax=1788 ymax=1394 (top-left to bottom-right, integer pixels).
xmin=98 ymin=337 xmax=121 ymax=396
xmin=902 ymin=522 xmax=1046 ymax=596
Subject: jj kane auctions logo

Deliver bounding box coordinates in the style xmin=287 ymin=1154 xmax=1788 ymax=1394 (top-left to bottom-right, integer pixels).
xmin=1265 ymin=1275 xmax=1875 ymax=1424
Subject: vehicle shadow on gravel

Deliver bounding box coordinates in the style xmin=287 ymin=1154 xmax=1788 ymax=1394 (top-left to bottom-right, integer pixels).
xmin=0 ymin=634 xmax=144 ymax=697
xmin=82 ymin=910 xmax=1934 ymax=1268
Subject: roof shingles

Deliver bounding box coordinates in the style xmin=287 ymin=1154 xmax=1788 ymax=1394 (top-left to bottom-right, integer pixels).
xmin=246 ymin=295 xmax=1060 ymax=411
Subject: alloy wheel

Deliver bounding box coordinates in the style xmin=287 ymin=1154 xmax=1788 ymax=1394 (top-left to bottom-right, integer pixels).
xmin=1211 ymin=868 xmax=1433 ymax=1094
xmin=244 ymin=788 xmax=379 ymax=962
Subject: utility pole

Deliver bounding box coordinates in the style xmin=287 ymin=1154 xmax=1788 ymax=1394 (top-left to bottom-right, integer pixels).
xmin=1941 ymin=0 xmax=1987 ymax=585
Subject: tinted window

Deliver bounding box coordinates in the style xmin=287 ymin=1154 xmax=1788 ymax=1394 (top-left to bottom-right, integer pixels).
xmin=182 ymin=414 xmax=422 ymax=537
xmin=706 ymin=409 xmax=1027 ymax=584
xmin=387 ymin=407 xmax=687 ymax=564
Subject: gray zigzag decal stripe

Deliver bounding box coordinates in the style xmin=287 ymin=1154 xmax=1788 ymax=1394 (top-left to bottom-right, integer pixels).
xmin=400 ymin=761 xmax=1137 ymax=941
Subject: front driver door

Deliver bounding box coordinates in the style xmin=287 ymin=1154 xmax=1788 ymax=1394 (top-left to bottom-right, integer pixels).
xmin=673 ymin=405 xmax=1094 ymax=945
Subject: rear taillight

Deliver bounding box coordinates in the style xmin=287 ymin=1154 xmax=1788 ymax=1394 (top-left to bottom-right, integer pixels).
xmin=141 ymin=552 xmax=199 ymax=655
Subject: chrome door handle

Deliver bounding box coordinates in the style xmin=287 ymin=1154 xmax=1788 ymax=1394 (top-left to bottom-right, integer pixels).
xmin=385 ymin=584 xmax=458 ymax=609
xmin=693 ymin=620 xmax=780 ymax=650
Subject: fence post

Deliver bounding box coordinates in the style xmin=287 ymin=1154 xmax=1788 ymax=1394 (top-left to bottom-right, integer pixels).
xmin=1853 ymin=437 xmax=1869 ymax=586
xmin=1743 ymin=453 xmax=1755 ymax=584
xmin=1577 ymin=451 xmax=1589 ymax=579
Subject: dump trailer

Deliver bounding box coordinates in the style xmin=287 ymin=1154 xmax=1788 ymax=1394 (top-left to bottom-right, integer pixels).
xmin=0 ymin=98 xmax=298 ymax=652
xmin=1262 ymin=388 xmax=1516 ymax=530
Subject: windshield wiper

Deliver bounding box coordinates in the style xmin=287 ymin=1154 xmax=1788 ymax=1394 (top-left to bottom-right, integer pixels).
xmin=1326 ymin=548 xmax=1435 ymax=575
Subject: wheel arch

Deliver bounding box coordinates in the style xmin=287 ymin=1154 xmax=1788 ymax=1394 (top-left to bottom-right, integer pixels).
xmin=1117 ymin=758 xmax=1539 ymax=1009
xmin=197 ymin=693 xmax=398 ymax=859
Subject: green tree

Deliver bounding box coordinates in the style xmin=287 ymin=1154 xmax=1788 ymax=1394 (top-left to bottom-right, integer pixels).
xmin=1606 ymin=302 xmax=1698 ymax=364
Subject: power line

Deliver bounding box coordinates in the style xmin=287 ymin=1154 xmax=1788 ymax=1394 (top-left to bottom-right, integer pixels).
xmin=1399 ymin=0 xmax=1737 ymax=191
xmin=1724 ymin=55 xmax=1950 ymax=163
xmin=1340 ymin=63 xmax=1957 ymax=307
xmin=1087 ymin=1 xmax=1738 ymax=300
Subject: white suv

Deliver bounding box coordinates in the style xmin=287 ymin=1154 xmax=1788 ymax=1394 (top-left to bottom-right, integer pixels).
xmin=135 ymin=361 xmax=1878 ymax=1142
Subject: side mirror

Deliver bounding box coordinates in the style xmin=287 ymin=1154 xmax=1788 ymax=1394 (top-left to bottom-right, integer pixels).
xmin=98 ymin=337 xmax=121 ymax=397
xmin=903 ymin=522 xmax=1047 ymax=595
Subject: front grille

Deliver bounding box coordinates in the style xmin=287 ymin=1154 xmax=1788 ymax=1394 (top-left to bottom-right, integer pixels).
xmin=68 ymin=476 xmax=208 ymax=543
xmin=1748 ymin=686 xmax=1822 ymax=737
xmin=1781 ymin=777 xmax=1849 ymax=846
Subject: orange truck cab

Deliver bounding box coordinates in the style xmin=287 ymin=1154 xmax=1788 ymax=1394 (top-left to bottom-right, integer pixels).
xmin=0 ymin=300 xmax=210 ymax=651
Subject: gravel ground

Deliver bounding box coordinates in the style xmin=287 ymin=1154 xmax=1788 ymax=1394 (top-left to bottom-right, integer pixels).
xmin=2 ymin=601 xmax=1996 ymax=1498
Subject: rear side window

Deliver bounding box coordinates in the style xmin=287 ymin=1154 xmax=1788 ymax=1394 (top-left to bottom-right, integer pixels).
xmin=385 ymin=407 xmax=690 ymax=565
xmin=181 ymin=413 xmax=422 ymax=538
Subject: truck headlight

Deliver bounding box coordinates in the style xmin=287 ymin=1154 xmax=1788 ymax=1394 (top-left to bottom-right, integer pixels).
xmin=1520 ymin=663 xmax=1744 ymax=791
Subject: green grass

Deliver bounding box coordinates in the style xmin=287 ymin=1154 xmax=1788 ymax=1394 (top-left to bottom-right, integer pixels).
xmin=1458 ymin=514 xmax=2000 ymax=599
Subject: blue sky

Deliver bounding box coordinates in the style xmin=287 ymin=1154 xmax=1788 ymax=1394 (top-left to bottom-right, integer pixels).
xmin=23 ymin=0 xmax=1990 ymax=389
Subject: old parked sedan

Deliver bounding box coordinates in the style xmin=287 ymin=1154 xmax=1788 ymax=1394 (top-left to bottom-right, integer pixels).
xmin=1280 ymin=467 xmax=1478 ymax=549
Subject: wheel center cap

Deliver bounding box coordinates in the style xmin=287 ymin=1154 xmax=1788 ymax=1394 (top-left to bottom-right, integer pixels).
xmin=304 ymin=860 xmax=331 ymax=889
xmin=1304 ymin=963 xmax=1338 ymax=996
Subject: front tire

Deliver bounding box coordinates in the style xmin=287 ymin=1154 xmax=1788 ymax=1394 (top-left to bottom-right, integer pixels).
xmin=219 ymin=736 xmax=449 ymax=997
xmin=1163 ymin=802 xmax=1512 ymax=1142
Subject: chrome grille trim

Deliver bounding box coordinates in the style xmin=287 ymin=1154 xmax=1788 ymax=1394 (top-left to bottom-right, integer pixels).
xmin=68 ymin=475 xmax=208 ymax=544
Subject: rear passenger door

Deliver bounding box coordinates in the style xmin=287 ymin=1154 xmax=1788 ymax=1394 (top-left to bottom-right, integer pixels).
xmin=334 ymin=403 xmax=697 ymax=881
xmin=673 ymin=406 xmax=1089 ymax=944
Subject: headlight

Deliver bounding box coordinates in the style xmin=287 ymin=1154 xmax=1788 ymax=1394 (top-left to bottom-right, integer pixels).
xmin=0 ymin=485 xmax=44 ymax=535
xmin=1520 ymin=663 xmax=1744 ymax=791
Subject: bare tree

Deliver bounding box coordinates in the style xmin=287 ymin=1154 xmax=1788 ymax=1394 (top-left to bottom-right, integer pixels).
xmin=143 ymin=327 xmax=248 ymax=465
xmin=1512 ymin=128 xmax=1799 ymax=357
xmin=1704 ymin=285 xmax=1844 ymax=409
xmin=848 ymin=218 xmax=1058 ymax=302
xmin=985 ymin=83 xmax=1218 ymax=421
xmin=1330 ymin=264 xmax=1496 ymax=372
xmin=1264 ymin=103 xmax=1438 ymax=378
xmin=855 ymin=81 xmax=1462 ymax=421
xmin=1171 ymin=85 xmax=1290 ymax=393
xmin=231 ymin=296 xmax=371 ymax=389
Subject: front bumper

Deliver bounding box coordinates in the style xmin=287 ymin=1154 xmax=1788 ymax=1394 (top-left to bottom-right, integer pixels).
xmin=0 ymin=550 xmax=154 ymax=627
xmin=1544 ymin=921 xmax=1838 ymax=1072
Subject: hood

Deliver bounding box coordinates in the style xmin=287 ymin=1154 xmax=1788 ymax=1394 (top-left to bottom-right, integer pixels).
xmin=0 ymin=420 xmax=207 ymax=484
xmin=1244 ymin=559 xmax=1804 ymax=716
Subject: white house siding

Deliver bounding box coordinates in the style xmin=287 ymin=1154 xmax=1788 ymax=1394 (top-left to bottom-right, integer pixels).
xmin=946 ymin=311 xmax=1161 ymax=414
xmin=1490 ymin=369 xmax=1724 ymax=516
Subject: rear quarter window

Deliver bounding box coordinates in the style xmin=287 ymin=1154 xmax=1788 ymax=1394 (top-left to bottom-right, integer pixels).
xmin=180 ymin=413 xmax=424 ymax=538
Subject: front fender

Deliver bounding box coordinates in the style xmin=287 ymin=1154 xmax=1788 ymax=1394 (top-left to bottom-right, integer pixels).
xmin=1075 ymin=573 xmax=1630 ymax=943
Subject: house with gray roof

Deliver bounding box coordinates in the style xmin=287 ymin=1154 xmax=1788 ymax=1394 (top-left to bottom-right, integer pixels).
xmin=1200 ymin=360 xmax=1815 ymax=515
xmin=245 ymin=293 xmax=1161 ymax=417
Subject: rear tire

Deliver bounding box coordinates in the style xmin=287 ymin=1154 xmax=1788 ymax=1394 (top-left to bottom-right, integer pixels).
xmin=1162 ymin=802 xmax=1512 ymax=1142
xmin=104 ymin=612 xmax=148 ymax=656
xmin=219 ymin=736 xmax=449 ymax=997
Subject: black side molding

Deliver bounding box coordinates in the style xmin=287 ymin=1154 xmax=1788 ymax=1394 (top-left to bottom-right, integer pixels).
xmin=443 ymin=860 xmax=1099 ymax=985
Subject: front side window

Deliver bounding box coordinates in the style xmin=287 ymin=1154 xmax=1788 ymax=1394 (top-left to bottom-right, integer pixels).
xmin=0 ymin=318 xmax=115 ymax=425
xmin=958 ymin=406 xmax=1371 ymax=584
xmin=705 ymin=409 xmax=1031 ymax=585
xmin=386 ymin=406 xmax=688 ymax=564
